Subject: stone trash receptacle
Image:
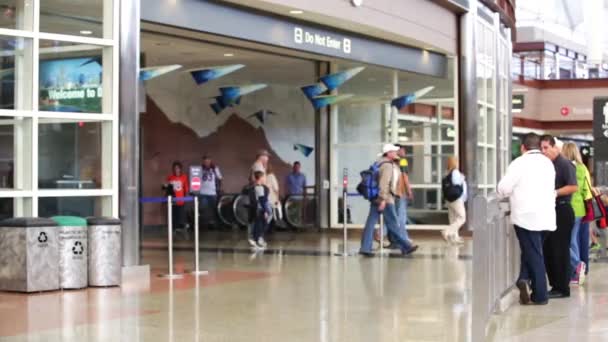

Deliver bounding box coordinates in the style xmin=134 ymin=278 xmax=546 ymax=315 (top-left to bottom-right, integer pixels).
xmin=52 ymin=216 xmax=88 ymax=289
xmin=0 ymin=217 xmax=60 ymax=292
xmin=87 ymin=217 xmax=121 ymax=287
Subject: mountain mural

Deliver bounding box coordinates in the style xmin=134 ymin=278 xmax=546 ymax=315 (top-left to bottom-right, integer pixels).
xmin=141 ymin=97 xmax=292 ymax=226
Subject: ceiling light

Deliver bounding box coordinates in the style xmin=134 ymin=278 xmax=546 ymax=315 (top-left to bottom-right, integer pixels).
xmin=289 ymin=10 xmax=304 ymax=14
xmin=80 ymin=30 xmax=93 ymax=35
xmin=224 ymin=53 xmax=234 ymax=57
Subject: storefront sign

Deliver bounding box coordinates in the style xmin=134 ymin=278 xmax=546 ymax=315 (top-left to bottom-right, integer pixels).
xmin=512 ymin=94 xmax=524 ymax=110
xmin=142 ymin=0 xmax=447 ymax=77
xmin=593 ymin=97 xmax=608 ymax=160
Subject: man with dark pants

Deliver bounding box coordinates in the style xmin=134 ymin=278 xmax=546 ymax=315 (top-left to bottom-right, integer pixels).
xmin=498 ymin=133 xmax=556 ymax=305
xmin=541 ymin=135 xmax=578 ymax=299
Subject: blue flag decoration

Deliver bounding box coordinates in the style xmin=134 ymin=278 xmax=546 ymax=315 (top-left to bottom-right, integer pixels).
xmin=210 ymin=84 xmax=268 ymax=114
xmin=310 ymin=94 xmax=353 ymax=110
xmin=248 ymin=110 xmax=278 ymax=124
xmin=301 ymin=83 xmax=328 ymax=100
xmin=390 ymin=86 xmax=435 ymax=110
xmin=320 ymin=66 xmax=365 ymax=91
xmin=294 ymin=144 xmax=314 ymax=157
xmin=139 ymin=64 xmax=182 ymax=81
xmin=188 ymin=64 xmax=245 ymax=85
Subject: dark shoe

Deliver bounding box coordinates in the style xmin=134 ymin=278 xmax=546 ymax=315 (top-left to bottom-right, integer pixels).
xmin=516 ymin=280 xmax=531 ymax=305
xmin=359 ymin=251 xmax=375 ymax=258
xmin=386 ymin=243 xmax=401 ymax=250
xmin=403 ymin=245 xmax=419 ymax=256
xmin=524 ymin=300 xmax=548 ymax=305
xmin=547 ymin=290 xmax=569 ymax=299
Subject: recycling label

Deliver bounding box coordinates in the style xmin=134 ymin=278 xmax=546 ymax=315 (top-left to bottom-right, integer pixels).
xmin=72 ymin=241 xmax=84 ymax=255
xmin=37 ymin=231 xmax=48 ymax=247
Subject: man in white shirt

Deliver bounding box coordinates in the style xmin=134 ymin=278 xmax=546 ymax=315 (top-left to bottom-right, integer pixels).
xmin=497 ymin=133 xmax=556 ymax=305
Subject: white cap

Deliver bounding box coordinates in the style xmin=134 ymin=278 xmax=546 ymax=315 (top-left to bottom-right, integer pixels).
xmin=379 ymin=143 xmax=400 ymax=156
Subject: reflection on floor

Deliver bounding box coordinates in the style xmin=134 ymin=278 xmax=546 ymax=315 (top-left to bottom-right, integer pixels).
xmin=0 ymin=232 xmax=605 ymax=341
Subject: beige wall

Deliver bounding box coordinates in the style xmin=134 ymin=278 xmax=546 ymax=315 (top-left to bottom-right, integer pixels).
xmin=219 ymin=0 xmax=458 ymax=55
xmin=513 ymin=85 xmax=607 ymax=121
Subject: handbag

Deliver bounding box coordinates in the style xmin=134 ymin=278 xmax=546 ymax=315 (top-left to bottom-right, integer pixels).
xmin=582 ymin=177 xmax=607 ymax=223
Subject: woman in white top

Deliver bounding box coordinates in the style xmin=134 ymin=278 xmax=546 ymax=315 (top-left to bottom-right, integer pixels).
xmin=442 ymin=156 xmax=467 ymax=244
xmin=265 ymin=163 xmax=283 ymax=223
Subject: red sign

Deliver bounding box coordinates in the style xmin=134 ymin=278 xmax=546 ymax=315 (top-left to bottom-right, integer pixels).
xmin=191 ymin=177 xmax=201 ymax=192
xmin=560 ymin=106 xmax=570 ymax=116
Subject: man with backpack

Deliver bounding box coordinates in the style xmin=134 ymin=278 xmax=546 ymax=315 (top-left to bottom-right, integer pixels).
xmin=358 ymin=144 xmax=419 ymax=257
xmin=441 ymin=156 xmax=467 ymax=244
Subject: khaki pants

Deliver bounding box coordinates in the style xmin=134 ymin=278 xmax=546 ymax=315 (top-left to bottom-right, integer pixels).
xmin=445 ymin=198 xmax=466 ymax=238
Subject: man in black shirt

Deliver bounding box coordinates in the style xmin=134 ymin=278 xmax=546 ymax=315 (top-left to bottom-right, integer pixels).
xmin=540 ymin=135 xmax=578 ymax=298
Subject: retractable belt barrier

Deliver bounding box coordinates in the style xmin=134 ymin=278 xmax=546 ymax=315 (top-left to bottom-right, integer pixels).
xmin=141 ymin=196 xmax=207 ymax=279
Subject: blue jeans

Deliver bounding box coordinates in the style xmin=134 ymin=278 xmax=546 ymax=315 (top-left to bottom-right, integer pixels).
xmin=387 ymin=197 xmax=411 ymax=243
xmin=570 ymin=218 xmax=590 ymax=275
xmin=360 ymin=202 xmax=413 ymax=254
xmin=515 ymin=226 xmax=548 ymax=303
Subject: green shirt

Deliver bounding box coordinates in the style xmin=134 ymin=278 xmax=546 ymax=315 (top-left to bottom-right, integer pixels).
xmin=571 ymin=163 xmax=592 ymax=217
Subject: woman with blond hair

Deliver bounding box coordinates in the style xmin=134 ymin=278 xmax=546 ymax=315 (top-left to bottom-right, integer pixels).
xmin=561 ymin=142 xmax=593 ymax=285
xmin=441 ymin=156 xmax=467 ymax=244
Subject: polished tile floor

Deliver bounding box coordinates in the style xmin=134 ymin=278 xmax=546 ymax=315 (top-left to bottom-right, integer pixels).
xmin=0 ymin=232 xmax=605 ymax=341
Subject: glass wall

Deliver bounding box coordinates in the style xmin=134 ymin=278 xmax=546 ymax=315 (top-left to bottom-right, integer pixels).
xmin=331 ymin=59 xmax=457 ymax=227
xmin=0 ymin=0 xmax=117 ymax=219
xmin=476 ymin=5 xmax=512 ymax=196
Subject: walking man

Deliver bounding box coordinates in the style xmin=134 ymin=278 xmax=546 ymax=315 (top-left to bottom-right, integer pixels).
xmin=359 ymin=144 xmax=419 ymax=257
xmin=540 ymin=135 xmax=578 ymax=299
xmin=498 ymin=133 xmax=556 ymax=305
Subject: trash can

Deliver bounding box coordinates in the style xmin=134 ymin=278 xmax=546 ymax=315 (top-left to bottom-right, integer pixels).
xmin=0 ymin=217 xmax=59 ymax=292
xmin=52 ymin=216 xmax=88 ymax=289
xmin=87 ymin=217 xmax=121 ymax=287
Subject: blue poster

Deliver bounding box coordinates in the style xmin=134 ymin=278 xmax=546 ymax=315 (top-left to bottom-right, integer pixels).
xmin=39 ymin=57 xmax=103 ymax=113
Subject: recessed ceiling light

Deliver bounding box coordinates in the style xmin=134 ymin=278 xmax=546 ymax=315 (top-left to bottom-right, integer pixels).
xmin=80 ymin=30 xmax=93 ymax=35
xmin=289 ymin=10 xmax=304 ymax=14
xmin=224 ymin=53 xmax=234 ymax=57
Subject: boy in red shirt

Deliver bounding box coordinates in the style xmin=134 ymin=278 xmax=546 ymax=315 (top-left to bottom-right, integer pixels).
xmin=166 ymin=161 xmax=188 ymax=230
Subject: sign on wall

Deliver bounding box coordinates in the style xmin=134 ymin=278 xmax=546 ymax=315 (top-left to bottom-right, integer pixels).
xmin=512 ymin=94 xmax=524 ymax=110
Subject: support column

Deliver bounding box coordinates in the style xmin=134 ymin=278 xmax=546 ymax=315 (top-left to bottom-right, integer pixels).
xmin=458 ymin=1 xmax=478 ymax=223
xmin=316 ymin=62 xmax=331 ymax=229
xmin=119 ymin=0 xmax=141 ymax=267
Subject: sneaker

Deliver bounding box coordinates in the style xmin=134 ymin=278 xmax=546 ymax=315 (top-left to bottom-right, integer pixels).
xmin=248 ymin=238 xmax=257 ymax=248
xmin=257 ymin=238 xmax=267 ymax=248
xmin=452 ymin=236 xmax=465 ymax=245
xmin=590 ymin=243 xmax=601 ymax=253
xmin=578 ymin=262 xmax=587 ymax=285
xmin=516 ymin=279 xmax=531 ymax=305
xmin=441 ymin=230 xmax=449 ymax=242
xmin=403 ymin=245 xmax=419 ymax=256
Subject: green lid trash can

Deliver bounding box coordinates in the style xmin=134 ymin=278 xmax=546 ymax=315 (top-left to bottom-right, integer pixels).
xmin=0 ymin=218 xmax=59 ymax=292
xmin=87 ymin=217 xmax=121 ymax=287
xmin=52 ymin=216 xmax=88 ymax=289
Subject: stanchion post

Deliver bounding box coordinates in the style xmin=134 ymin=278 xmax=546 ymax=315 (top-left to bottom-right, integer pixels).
xmin=160 ymin=195 xmax=184 ymax=279
xmin=379 ymin=215 xmax=384 ymax=256
xmin=334 ymin=168 xmax=354 ymax=257
xmin=191 ymin=195 xmax=208 ymax=275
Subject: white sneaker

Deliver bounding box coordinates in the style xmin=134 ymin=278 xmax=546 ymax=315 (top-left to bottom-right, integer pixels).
xmin=257 ymin=238 xmax=267 ymax=248
xmin=441 ymin=230 xmax=450 ymax=242
xmin=248 ymin=238 xmax=257 ymax=248
xmin=452 ymin=236 xmax=465 ymax=244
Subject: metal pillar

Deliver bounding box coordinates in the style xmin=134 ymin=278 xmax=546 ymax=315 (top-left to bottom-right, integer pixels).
xmin=119 ymin=0 xmax=141 ymax=266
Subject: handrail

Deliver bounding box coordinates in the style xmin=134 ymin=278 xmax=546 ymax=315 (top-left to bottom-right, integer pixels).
xmin=283 ymin=193 xmax=316 ymax=229
xmin=471 ymin=193 xmax=519 ymax=342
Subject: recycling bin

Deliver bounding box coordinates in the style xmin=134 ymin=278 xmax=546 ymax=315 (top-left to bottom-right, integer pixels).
xmin=87 ymin=217 xmax=122 ymax=287
xmin=52 ymin=216 xmax=88 ymax=289
xmin=0 ymin=217 xmax=59 ymax=292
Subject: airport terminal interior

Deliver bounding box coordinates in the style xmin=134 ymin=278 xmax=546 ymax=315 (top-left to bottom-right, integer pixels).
xmin=2 ymin=0 xmax=608 ymax=341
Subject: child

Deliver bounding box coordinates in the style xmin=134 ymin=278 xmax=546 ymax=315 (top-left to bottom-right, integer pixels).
xmin=248 ymin=171 xmax=272 ymax=249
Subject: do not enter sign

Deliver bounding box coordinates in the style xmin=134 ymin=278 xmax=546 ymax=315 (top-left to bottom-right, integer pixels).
xmin=560 ymin=106 xmax=570 ymax=116
xmin=189 ymin=166 xmax=203 ymax=195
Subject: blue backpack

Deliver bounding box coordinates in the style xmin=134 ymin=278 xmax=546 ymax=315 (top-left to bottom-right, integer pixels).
xmin=356 ymin=161 xmax=390 ymax=201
